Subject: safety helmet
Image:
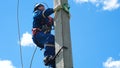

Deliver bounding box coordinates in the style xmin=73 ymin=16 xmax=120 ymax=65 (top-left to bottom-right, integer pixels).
xmin=34 ymin=3 xmax=44 ymax=12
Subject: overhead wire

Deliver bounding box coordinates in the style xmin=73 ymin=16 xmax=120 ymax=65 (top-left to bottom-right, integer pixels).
xmin=17 ymin=0 xmax=24 ymax=68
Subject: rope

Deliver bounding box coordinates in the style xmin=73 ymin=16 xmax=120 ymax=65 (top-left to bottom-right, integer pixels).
xmin=54 ymin=3 xmax=70 ymax=19
xmin=62 ymin=3 xmax=70 ymax=14
xmin=17 ymin=0 xmax=24 ymax=68
xmin=62 ymin=3 xmax=70 ymax=18
xmin=29 ymin=46 xmax=37 ymax=68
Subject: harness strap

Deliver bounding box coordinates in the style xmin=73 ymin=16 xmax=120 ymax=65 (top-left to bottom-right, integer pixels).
xmin=42 ymin=10 xmax=46 ymax=18
xmin=45 ymin=44 xmax=55 ymax=47
xmin=32 ymin=28 xmax=42 ymax=35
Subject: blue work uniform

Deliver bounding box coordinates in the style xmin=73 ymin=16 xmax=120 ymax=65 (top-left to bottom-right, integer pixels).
xmin=32 ymin=8 xmax=55 ymax=68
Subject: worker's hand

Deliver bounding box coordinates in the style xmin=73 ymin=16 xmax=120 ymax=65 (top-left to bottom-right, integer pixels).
xmin=54 ymin=5 xmax=62 ymax=12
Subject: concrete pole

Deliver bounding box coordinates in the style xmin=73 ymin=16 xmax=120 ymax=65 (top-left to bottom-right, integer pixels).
xmin=54 ymin=0 xmax=73 ymax=68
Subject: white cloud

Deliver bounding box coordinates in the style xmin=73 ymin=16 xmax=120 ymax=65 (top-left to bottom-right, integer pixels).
xmin=74 ymin=0 xmax=120 ymax=11
xmin=103 ymin=0 xmax=120 ymax=11
xmin=0 ymin=59 xmax=15 ymax=68
xmin=75 ymin=0 xmax=88 ymax=3
xmin=74 ymin=0 xmax=98 ymax=4
xmin=20 ymin=32 xmax=35 ymax=47
xmin=103 ymin=57 xmax=120 ymax=68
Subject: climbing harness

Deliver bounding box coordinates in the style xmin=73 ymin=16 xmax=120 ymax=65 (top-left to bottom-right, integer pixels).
xmin=45 ymin=46 xmax=67 ymax=65
xmin=32 ymin=28 xmax=42 ymax=35
xmin=32 ymin=16 xmax=54 ymax=35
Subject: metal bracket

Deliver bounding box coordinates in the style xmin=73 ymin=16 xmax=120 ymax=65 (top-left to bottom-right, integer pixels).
xmin=45 ymin=46 xmax=68 ymax=65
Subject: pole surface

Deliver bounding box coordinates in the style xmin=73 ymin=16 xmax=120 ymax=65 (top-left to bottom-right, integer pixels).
xmin=54 ymin=0 xmax=73 ymax=68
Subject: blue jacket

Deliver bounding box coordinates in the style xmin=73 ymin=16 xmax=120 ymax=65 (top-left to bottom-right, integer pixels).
xmin=33 ymin=8 xmax=54 ymax=28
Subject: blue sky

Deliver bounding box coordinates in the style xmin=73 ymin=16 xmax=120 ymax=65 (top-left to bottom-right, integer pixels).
xmin=0 ymin=0 xmax=120 ymax=68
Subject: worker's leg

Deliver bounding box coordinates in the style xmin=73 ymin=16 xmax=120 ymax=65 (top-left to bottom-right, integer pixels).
xmin=32 ymin=31 xmax=55 ymax=67
xmin=32 ymin=31 xmax=46 ymax=49
xmin=44 ymin=45 xmax=55 ymax=68
xmin=32 ymin=31 xmax=51 ymax=49
xmin=44 ymin=34 xmax=55 ymax=57
xmin=34 ymin=31 xmax=54 ymax=44
xmin=44 ymin=34 xmax=55 ymax=68
xmin=32 ymin=36 xmax=44 ymax=49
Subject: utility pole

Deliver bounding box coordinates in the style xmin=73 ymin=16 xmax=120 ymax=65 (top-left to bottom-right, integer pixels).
xmin=54 ymin=0 xmax=73 ymax=68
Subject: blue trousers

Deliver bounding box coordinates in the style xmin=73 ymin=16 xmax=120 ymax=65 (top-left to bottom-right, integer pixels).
xmin=32 ymin=31 xmax=55 ymax=67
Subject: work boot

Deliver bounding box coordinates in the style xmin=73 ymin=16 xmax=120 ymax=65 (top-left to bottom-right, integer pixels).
xmin=43 ymin=56 xmax=53 ymax=66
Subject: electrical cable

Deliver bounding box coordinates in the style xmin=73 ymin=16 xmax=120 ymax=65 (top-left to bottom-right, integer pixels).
xmin=17 ymin=0 xmax=24 ymax=68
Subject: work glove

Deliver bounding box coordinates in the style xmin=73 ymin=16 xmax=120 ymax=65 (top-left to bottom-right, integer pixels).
xmin=54 ymin=5 xmax=62 ymax=12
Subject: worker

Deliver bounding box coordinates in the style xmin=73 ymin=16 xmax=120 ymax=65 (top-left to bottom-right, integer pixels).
xmin=32 ymin=3 xmax=62 ymax=68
